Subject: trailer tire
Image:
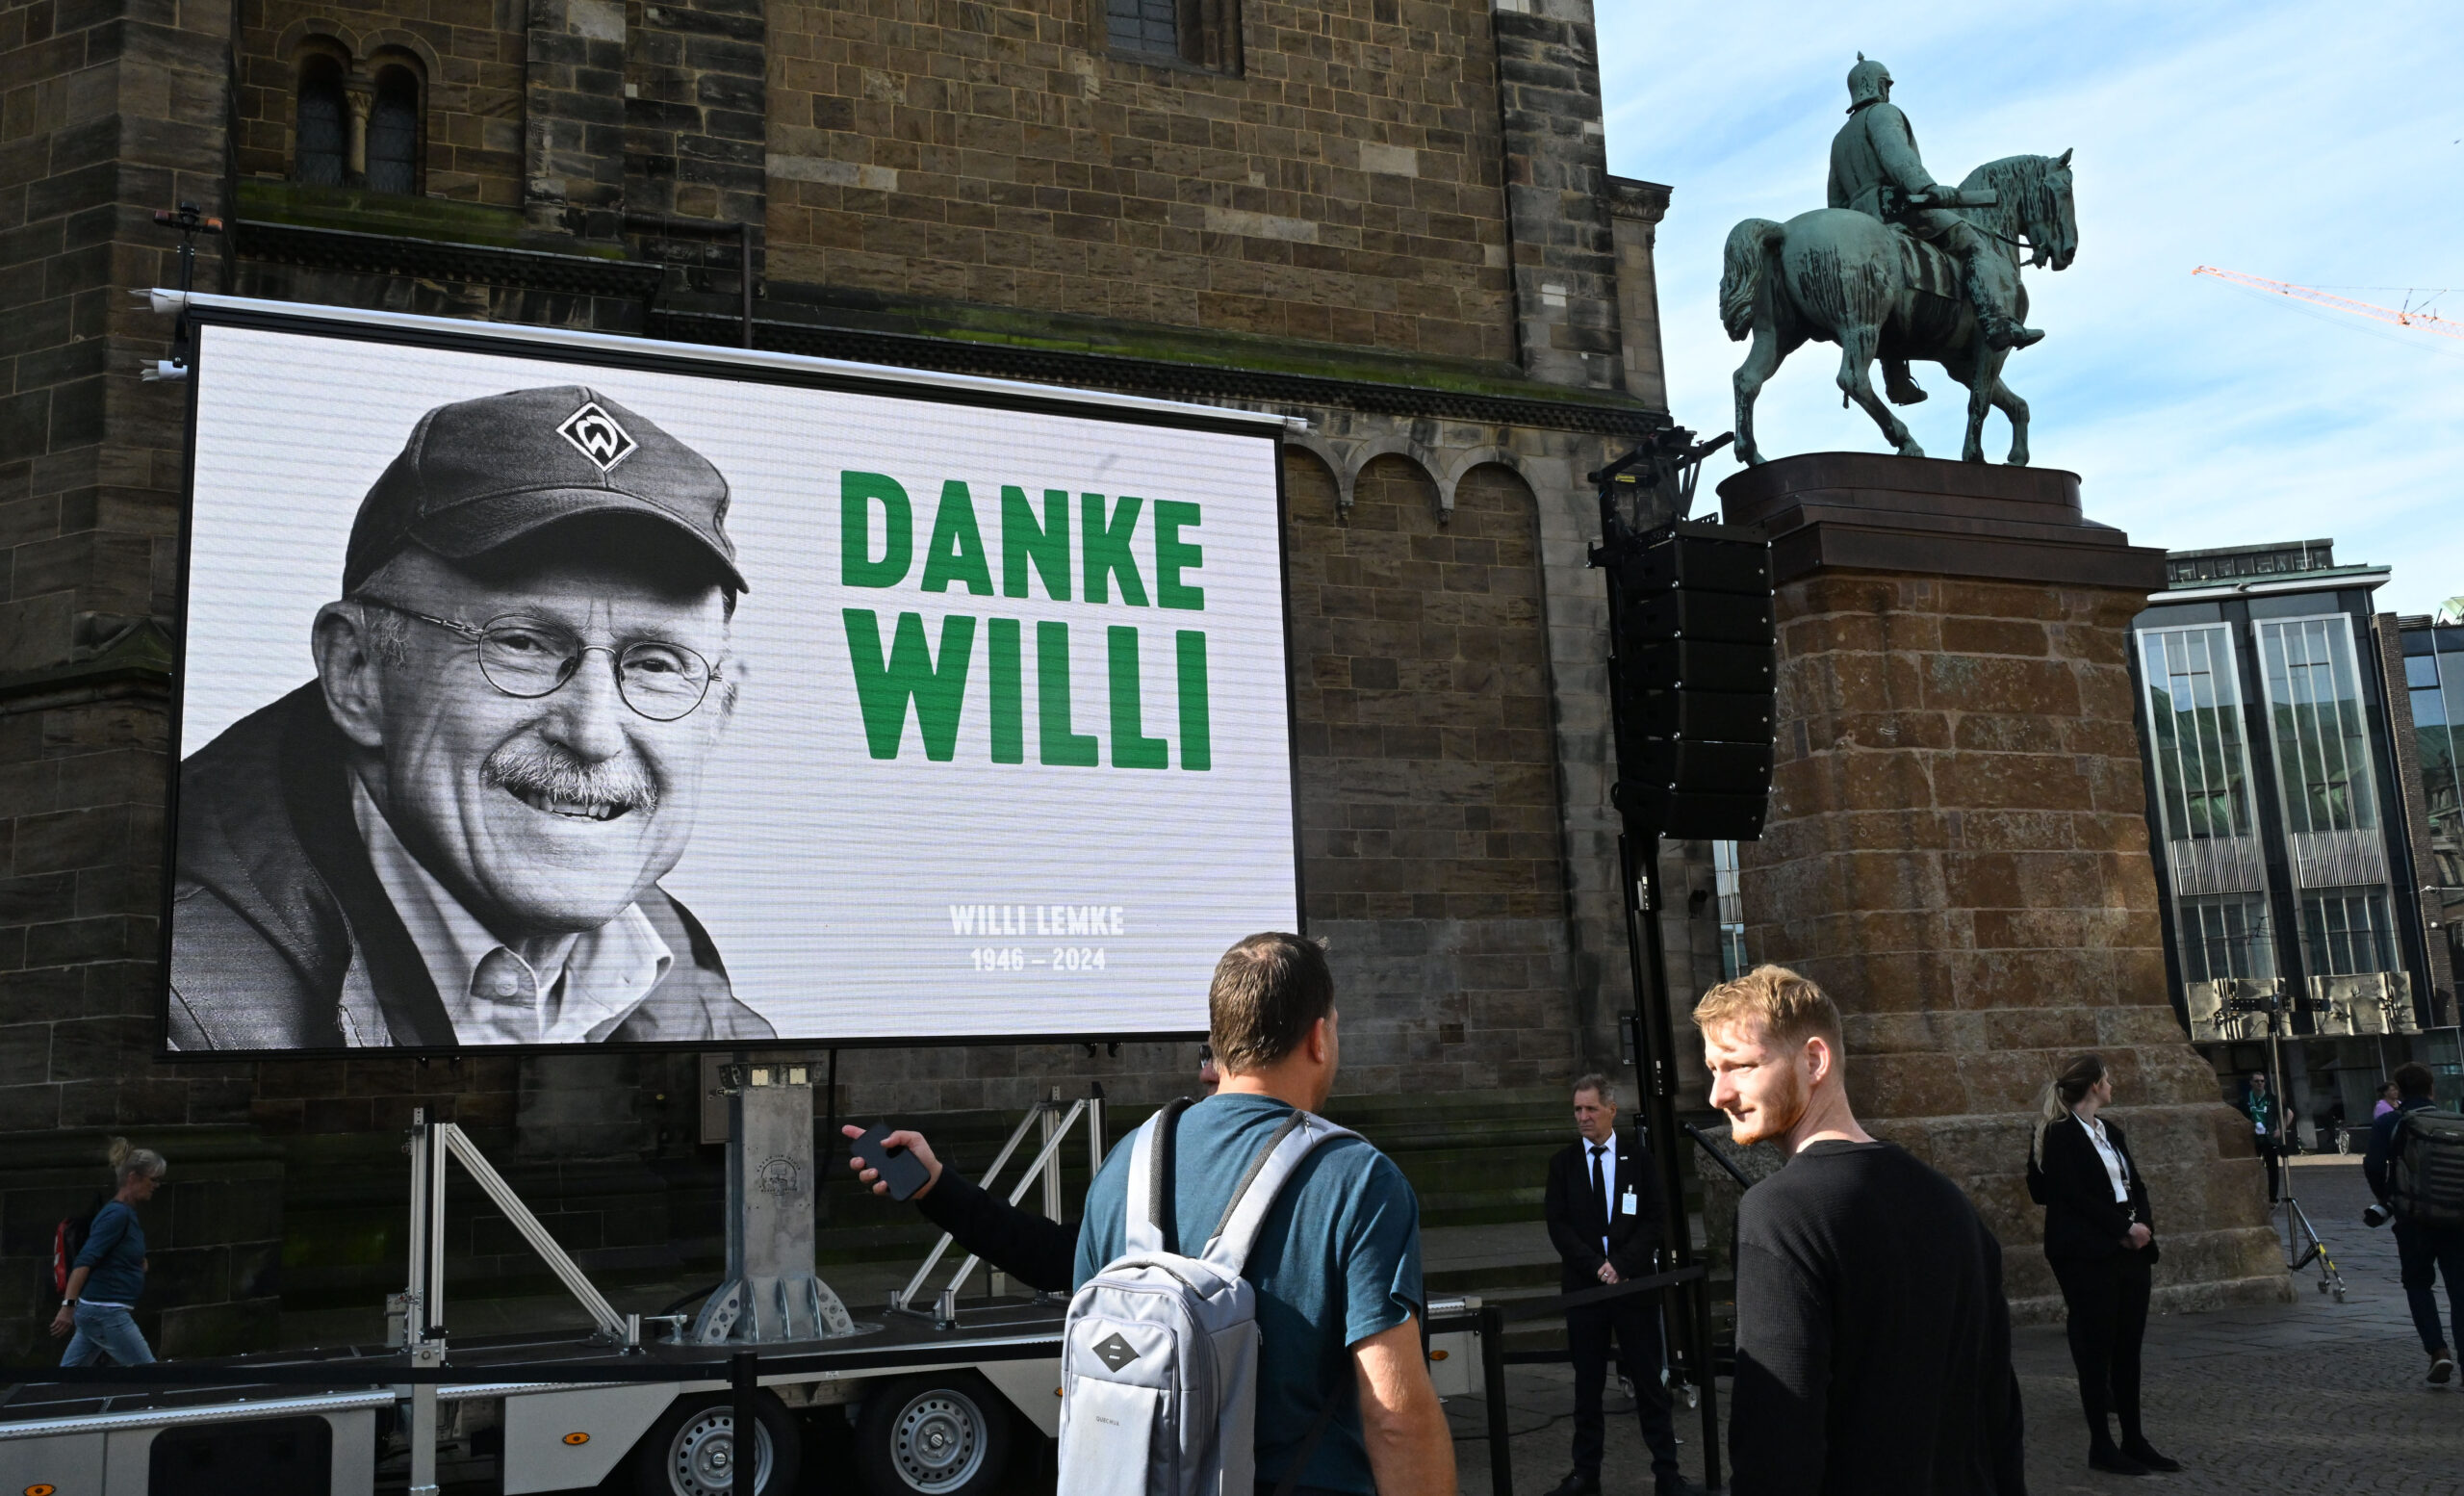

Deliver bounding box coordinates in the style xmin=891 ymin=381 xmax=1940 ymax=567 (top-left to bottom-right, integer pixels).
xmin=633 ymin=1390 xmax=801 ymax=1496
xmin=852 ymin=1373 xmax=1012 ymax=1496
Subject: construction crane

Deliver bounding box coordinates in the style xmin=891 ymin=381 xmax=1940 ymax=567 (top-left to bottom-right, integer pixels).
xmin=2193 ymin=266 xmax=2464 ymax=342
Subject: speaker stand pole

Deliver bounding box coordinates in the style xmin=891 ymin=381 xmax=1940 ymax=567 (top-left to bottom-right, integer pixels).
xmin=1618 ymin=827 xmax=1722 ymax=1493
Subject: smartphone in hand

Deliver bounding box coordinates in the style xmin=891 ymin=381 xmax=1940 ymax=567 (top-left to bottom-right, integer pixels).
xmin=849 ymin=1124 xmax=933 ymax=1201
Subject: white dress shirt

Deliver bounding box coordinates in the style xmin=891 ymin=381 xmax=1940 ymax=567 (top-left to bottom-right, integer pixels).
xmin=355 ymin=783 xmax=672 ymax=1045
xmin=1586 ymin=1138 xmax=1618 ymax=1255
xmin=2075 ymin=1110 xmax=2132 ymax=1205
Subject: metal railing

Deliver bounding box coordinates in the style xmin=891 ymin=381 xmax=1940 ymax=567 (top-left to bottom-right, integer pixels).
xmin=1426 ymin=1263 xmax=1719 ymax=1495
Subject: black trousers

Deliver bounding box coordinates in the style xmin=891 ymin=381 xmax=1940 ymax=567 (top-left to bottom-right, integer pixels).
xmin=1568 ymin=1296 xmax=1680 ymax=1481
xmin=2050 ymin=1250 xmax=2152 ymax=1447
xmin=2393 ymin=1218 xmax=2464 ymax=1354
xmin=2256 ymin=1136 xmax=2283 ymax=1200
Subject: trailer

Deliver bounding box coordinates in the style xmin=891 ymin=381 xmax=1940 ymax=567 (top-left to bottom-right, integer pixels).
xmin=5 ymin=1068 xmax=1493 ymax=1496
xmin=0 ymin=1315 xmax=1065 ymax=1496
xmin=5 ymin=1070 xmax=1084 ymax=1496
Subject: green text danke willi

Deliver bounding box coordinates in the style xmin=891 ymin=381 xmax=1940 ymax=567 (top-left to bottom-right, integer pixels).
xmin=840 ymin=472 xmax=1210 ymax=768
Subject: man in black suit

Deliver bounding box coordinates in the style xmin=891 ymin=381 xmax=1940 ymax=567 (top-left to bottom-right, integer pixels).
xmin=1542 ymin=1074 xmax=1693 ymax=1496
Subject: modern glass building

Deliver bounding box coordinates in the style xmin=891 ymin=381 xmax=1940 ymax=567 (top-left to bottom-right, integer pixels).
xmin=2131 ymin=540 xmax=2438 ymax=1124
xmin=2392 ymin=614 xmax=2464 ymax=1102
xmin=1711 ymin=840 xmax=1747 ymax=980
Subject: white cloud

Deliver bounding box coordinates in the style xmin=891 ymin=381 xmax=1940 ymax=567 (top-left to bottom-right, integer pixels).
xmin=1598 ymin=0 xmax=2464 ymax=613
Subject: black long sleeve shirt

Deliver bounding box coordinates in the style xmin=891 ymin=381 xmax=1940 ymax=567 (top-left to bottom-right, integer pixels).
xmin=1731 ymin=1140 xmax=2026 ymax=1496
xmin=912 ymin=1168 xmax=1077 ymax=1291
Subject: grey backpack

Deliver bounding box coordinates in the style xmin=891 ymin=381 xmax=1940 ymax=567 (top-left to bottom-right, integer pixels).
xmin=1056 ymin=1099 xmax=1355 ymax=1496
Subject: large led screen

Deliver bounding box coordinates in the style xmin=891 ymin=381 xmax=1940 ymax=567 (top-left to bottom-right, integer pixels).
xmin=163 ymin=307 xmax=1298 ymax=1053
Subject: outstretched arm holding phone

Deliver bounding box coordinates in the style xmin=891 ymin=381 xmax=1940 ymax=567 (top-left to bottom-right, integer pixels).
xmin=841 ymin=1125 xmax=1077 ymax=1291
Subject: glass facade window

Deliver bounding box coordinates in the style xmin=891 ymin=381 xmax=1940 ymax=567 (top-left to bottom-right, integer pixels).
xmin=1712 ymin=840 xmax=1747 ymax=980
xmin=2176 ymin=893 xmax=2275 ymax=983
xmin=2140 ymin=626 xmax=2259 ymax=841
xmin=2405 ymin=625 xmax=2464 ymax=989
xmin=2257 ymin=616 xmax=2379 ymax=835
xmin=2300 ymin=885 xmax=2398 ymax=976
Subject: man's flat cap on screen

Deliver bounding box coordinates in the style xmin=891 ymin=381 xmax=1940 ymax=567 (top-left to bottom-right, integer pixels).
xmin=343 ymin=385 xmax=749 ymax=593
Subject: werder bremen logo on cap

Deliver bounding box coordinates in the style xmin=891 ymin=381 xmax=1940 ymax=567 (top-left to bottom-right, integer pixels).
xmin=556 ymin=400 xmax=637 ymax=472
xmin=1091 ymin=1332 xmax=1139 ymax=1372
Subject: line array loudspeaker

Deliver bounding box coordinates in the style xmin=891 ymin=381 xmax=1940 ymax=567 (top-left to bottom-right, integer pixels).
xmin=1604 ymin=521 xmax=1777 ymax=842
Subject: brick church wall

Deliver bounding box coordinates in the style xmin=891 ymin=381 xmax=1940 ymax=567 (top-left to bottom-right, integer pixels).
xmin=763 ymin=0 xmax=1517 ymax=359
xmin=1284 ymin=449 xmax=1576 ymax=1092
xmin=0 ymin=0 xmax=1660 ymax=1356
xmin=234 ymin=0 xmax=527 ymax=205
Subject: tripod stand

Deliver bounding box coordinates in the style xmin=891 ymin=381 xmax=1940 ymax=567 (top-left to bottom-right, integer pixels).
xmin=2224 ymin=986 xmax=2348 ymax=1300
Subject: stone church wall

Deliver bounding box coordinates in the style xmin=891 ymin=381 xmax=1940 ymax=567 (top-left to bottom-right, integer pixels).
xmin=763 ymin=0 xmax=1518 ymax=359
xmin=0 ymin=0 xmax=1690 ymax=1357
xmin=234 ymin=0 xmax=528 ymax=205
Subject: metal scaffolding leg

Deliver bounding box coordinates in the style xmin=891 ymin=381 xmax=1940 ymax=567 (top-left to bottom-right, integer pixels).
xmin=940 ymin=1100 xmax=1085 ymax=1303
xmin=1039 ymin=1088 xmax=1063 ymax=1223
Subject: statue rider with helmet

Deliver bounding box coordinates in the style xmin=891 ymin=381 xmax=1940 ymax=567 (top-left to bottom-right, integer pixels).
xmin=1830 ymin=53 xmax=2043 ymax=391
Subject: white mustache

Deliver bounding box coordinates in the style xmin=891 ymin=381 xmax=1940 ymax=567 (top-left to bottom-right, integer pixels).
xmin=483 ymin=742 xmax=660 ymax=817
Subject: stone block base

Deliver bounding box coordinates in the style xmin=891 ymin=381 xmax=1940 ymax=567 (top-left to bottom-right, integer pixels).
xmin=1717 ymin=452 xmax=2275 ymax=1316
xmin=2011 ymin=1269 xmax=2295 ymax=1328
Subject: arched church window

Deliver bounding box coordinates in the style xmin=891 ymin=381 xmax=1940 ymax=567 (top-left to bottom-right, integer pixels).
xmin=295 ymin=53 xmax=346 ymax=186
xmin=367 ymin=62 xmax=422 ymax=194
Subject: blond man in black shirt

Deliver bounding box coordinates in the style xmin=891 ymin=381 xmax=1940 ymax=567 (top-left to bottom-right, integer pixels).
xmin=1695 ymin=966 xmax=2025 ymax=1496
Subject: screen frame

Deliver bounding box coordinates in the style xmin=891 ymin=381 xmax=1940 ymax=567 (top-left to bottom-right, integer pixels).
xmin=155 ymin=297 xmax=1308 ymax=1060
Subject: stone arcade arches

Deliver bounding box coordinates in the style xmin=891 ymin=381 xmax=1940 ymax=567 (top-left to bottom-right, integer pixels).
xmin=1280 ymin=446 xmax=1579 ymax=1093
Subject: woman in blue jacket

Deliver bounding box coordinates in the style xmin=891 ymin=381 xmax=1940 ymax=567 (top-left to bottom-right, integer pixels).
xmin=51 ymin=1139 xmax=167 ymax=1366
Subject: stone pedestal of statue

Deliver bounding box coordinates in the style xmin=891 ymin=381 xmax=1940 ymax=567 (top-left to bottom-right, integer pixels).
xmin=1717 ymin=452 xmax=2287 ymax=1316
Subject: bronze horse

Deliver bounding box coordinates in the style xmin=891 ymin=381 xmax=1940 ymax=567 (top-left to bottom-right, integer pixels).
xmin=1720 ymin=150 xmax=2076 ymax=465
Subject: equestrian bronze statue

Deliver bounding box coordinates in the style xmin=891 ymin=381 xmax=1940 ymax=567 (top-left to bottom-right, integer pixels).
xmin=1721 ymin=56 xmax=2077 ymax=465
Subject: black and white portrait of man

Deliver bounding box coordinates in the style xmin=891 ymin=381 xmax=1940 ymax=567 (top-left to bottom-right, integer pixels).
xmin=167 ymin=385 xmax=776 ymax=1049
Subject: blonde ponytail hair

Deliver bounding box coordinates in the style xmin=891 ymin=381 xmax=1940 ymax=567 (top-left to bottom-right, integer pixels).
xmin=2034 ymin=1054 xmax=2107 ymax=1152
xmin=107 ymin=1136 xmax=167 ymax=1186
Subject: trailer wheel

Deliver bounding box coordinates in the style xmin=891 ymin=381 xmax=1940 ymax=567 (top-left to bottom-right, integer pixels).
xmin=852 ymin=1374 xmax=1012 ymax=1496
xmin=634 ymin=1391 xmax=801 ymax=1496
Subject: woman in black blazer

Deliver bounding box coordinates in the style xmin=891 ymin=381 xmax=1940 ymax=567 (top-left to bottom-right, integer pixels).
xmin=2033 ymin=1053 xmax=2181 ymax=1477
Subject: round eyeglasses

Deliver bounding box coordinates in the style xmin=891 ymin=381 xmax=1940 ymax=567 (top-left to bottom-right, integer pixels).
xmin=358 ymin=599 xmax=720 ymax=721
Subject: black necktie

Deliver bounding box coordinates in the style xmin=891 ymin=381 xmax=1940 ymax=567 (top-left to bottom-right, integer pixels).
xmin=1590 ymin=1145 xmax=1609 ymax=1240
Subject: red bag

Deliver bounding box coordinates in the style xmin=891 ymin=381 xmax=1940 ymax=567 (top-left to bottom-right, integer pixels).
xmin=52 ymin=1216 xmax=84 ymax=1296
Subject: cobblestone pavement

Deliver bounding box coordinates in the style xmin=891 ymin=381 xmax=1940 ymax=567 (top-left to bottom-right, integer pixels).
xmin=1446 ymin=1158 xmax=2461 ymax=1496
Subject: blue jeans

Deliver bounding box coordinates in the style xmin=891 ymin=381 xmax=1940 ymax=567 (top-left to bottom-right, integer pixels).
xmin=60 ymin=1302 xmax=154 ymax=1366
xmin=2392 ymin=1220 xmax=2464 ymax=1355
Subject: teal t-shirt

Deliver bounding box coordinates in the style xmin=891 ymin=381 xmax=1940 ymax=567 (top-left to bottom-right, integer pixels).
xmin=1073 ymin=1093 xmax=1424 ymax=1494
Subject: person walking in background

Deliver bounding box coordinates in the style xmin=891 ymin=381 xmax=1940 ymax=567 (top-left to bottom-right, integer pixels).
xmin=2032 ymin=1055 xmax=2179 ymax=1476
xmin=1694 ymin=966 xmax=2025 ymax=1496
xmin=1538 ymin=1075 xmax=1698 ymax=1496
xmin=2244 ymin=1072 xmax=2285 ymax=1203
xmin=2320 ymin=1095 xmax=2348 ymax=1156
xmin=52 ymin=1140 xmax=167 ymax=1366
xmin=2374 ymin=1080 xmax=2401 ymax=1121
xmin=2364 ymin=1061 xmax=2462 ymax=1386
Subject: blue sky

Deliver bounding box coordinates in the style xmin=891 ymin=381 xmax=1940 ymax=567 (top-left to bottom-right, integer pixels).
xmin=1595 ymin=1 xmax=2464 ymax=616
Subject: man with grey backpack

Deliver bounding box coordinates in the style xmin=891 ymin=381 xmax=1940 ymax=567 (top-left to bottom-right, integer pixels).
xmin=2363 ymin=1061 xmax=2464 ymax=1385
xmin=1060 ymin=931 xmax=1454 ymax=1496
